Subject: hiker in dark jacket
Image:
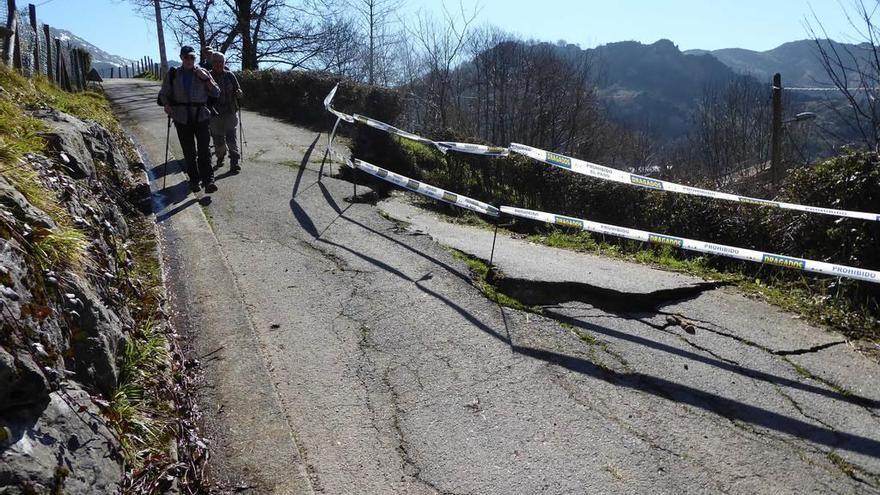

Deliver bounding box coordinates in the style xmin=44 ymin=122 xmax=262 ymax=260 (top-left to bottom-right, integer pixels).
xmin=209 ymin=51 xmax=243 ymax=172
xmin=158 ymin=46 xmax=221 ymax=192
xmin=199 ymin=46 xmax=214 ymax=70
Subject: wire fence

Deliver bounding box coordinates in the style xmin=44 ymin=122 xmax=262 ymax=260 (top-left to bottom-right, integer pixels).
xmin=1 ymin=0 xmax=162 ymax=88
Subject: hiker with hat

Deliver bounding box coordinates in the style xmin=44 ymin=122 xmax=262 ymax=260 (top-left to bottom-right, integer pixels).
xmin=199 ymin=46 xmax=214 ymax=70
xmin=158 ymin=45 xmax=222 ymax=193
xmin=209 ymin=51 xmax=243 ymax=173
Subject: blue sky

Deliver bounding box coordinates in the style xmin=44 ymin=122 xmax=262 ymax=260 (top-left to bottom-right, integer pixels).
xmin=32 ymin=0 xmax=858 ymax=61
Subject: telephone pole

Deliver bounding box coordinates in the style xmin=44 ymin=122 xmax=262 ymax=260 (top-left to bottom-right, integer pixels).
xmin=771 ymin=73 xmax=783 ymax=185
xmin=153 ymin=0 xmax=168 ymax=79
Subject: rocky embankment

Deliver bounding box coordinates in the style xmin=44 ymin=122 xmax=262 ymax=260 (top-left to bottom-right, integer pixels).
xmin=1 ymin=108 xmax=158 ymax=493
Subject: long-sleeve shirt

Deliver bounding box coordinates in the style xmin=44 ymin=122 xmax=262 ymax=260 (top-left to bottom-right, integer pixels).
xmin=210 ymin=69 xmax=243 ymax=116
xmin=158 ymin=67 xmax=221 ymax=125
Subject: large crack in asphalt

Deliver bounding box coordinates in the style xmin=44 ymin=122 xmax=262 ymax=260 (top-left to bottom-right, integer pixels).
xmin=293 ymin=181 xmax=880 ymax=487
xmin=455 ymin=258 xmax=880 ymax=482
xmin=489 ymin=274 xmax=728 ymax=312
xmin=477 ymin=266 xmax=880 ymax=411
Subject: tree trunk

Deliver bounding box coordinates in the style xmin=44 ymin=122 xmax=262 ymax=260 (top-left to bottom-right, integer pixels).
xmin=237 ymin=0 xmax=257 ymax=70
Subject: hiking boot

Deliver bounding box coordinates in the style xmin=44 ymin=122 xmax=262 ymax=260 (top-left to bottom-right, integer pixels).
xmin=204 ymin=181 xmax=218 ymax=193
xmin=189 ymin=180 xmax=201 ymax=193
xmin=214 ymin=158 xmax=225 ymax=170
xmin=230 ymin=158 xmax=241 ymax=173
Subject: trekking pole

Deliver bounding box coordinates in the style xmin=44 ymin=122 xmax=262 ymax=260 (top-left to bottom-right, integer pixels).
xmin=237 ymin=98 xmax=247 ymax=149
xmin=162 ymin=116 xmax=171 ymax=190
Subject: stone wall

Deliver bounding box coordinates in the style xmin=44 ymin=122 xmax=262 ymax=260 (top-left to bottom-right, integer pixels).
xmin=1 ymin=109 xmax=150 ymax=494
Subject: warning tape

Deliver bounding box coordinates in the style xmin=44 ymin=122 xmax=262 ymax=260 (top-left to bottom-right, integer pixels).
xmin=501 ymin=206 xmax=880 ymax=284
xmin=323 ymin=84 xmax=355 ymax=123
xmin=322 ymin=86 xmax=880 ymax=283
xmin=509 ymin=143 xmax=880 ymax=222
xmin=323 ymin=85 xmax=509 ymax=157
xmin=326 ymin=86 xmax=877 ymax=222
xmin=783 ymin=87 xmax=880 ymax=91
xmin=352 ymin=158 xmax=500 ymax=217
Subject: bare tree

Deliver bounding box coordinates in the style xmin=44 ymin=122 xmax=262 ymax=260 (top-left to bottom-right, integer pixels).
xmin=312 ymin=16 xmax=363 ymax=76
xmin=807 ymin=0 xmax=880 ymax=149
xmin=346 ymin=0 xmax=404 ymax=84
xmin=405 ymin=2 xmax=479 ymax=129
xmin=224 ymin=0 xmax=341 ymax=70
xmin=128 ymin=0 xmax=238 ymax=56
xmin=688 ymin=76 xmax=772 ymax=181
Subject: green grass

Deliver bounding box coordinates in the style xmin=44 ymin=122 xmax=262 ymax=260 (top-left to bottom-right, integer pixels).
xmin=1 ymin=165 xmax=67 ymax=223
xmin=449 ymin=249 xmax=538 ymax=313
xmin=521 ymin=225 xmax=879 ymax=341
xmin=2 ymin=64 xmax=179 ymax=477
xmin=32 ymin=226 xmax=88 ymax=271
xmin=138 ymin=72 xmax=160 ymax=82
xmin=396 ymin=136 xmax=441 ymax=162
xmin=0 ymin=67 xmax=94 ymax=270
xmin=109 ymin=320 xmax=174 ymax=467
xmin=0 ymin=97 xmax=47 ymax=164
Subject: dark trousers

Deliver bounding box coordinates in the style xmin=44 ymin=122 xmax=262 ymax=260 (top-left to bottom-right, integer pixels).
xmin=174 ymin=119 xmax=213 ymax=184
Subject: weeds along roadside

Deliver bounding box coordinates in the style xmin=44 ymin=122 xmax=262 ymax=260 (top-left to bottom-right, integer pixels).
xmin=0 ymin=66 xmax=208 ymax=493
xmin=398 ymin=191 xmax=880 ymax=345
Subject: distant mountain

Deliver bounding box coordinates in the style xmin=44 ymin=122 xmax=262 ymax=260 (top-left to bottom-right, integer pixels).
xmin=589 ymin=39 xmax=742 ymax=137
xmin=685 ymin=39 xmax=868 ymax=87
xmin=47 ymin=27 xmax=180 ymax=73
xmin=49 ymin=27 xmax=133 ymax=70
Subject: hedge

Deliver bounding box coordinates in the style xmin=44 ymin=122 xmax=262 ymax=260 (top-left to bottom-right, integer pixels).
xmin=238 ymin=69 xmax=880 ymax=338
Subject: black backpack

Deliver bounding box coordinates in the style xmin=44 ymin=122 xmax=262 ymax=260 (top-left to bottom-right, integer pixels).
xmin=156 ymin=67 xmax=177 ymax=106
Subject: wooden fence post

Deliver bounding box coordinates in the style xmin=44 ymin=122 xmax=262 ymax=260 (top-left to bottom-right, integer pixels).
xmin=80 ymin=51 xmax=86 ymax=88
xmin=28 ymin=3 xmax=38 ymax=75
xmin=43 ymin=23 xmax=52 ymax=81
xmin=70 ymin=48 xmax=79 ymax=90
xmin=74 ymin=50 xmax=81 ymax=89
xmin=53 ymin=37 xmax=61 ymax=84
xmin=3 ymin=0 xmax=17 ymax=67
xmin=10 ymin=10 xmax=22 ymax=71
xmin=81 ymin=50 xmax=88 ymax=87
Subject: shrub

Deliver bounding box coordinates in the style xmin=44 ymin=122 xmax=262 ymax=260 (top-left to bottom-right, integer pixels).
xmin=243 ymin=70 xmax=880 ymax=337
xmin=237 ymin=69 xmax=401 ymax=130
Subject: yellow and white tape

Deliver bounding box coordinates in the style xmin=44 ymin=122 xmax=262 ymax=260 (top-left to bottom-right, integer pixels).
xmin=500 ymin=206 xmax=880 ymax=284
xmin=324 ymin=85 xmax=509 ymax=157
xmin=509 ymin=143 xmax=880 ymax=222
xmin=323 ymin=84 xmax=355 ymax=123
xmin=352 ymin=158 xmax=500 ymax=217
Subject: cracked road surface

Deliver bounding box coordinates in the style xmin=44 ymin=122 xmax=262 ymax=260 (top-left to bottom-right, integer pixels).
xmin=107 ymin=79 xmax=880 ymax=494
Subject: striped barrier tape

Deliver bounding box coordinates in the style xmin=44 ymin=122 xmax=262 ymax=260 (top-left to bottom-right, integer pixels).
xmin=500 ymin=206 xmax=880 ymax=284
xmin=323 ymin=84 xmax=355 ymax=123
xmin=322 ymin=86 xmax=880 ymax=284
xmin=435 ymin=141 xmax=510 ymax=157
xmin=323 ymin=85 xmax=509 ymax=157
xmin=509 ymin=143 xmax=880 ymax=222
xmin=353 ymin=114 xmax=436 ymax=146
xmin=352 ymin=158 xmax=500 ymax=217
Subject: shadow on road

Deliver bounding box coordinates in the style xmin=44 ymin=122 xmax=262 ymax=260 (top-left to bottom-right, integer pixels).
xmin=543 ymin=309 xmax=880 ymax=410
xmin=292 ymin=134 xmax=322 ymax=199
xmin=150 ymin=161 xmax=177 ymax=182
xmin=286 ymin=164 xmax=880 ymax=460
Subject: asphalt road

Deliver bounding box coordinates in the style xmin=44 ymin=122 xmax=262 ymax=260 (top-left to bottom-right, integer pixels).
xmin=106 ymin=79 xmax=880 ymax=494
